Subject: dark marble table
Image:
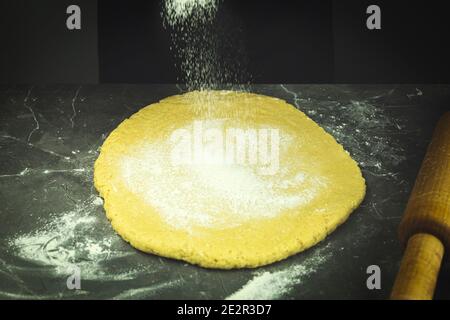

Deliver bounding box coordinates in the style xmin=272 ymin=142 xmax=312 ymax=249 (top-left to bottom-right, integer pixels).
xmin=0 ymin=84 xmax=449 ymax=299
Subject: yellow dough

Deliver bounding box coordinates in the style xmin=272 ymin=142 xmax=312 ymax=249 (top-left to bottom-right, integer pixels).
xmin=94 ymin=91 xmax=366 ymax=269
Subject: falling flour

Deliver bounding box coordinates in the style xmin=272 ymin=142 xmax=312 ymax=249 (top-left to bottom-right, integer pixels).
xmin=164 ymin=0 xmax=219 ymax=26
xmin=162 ymin=0 xmax=249 ymax=90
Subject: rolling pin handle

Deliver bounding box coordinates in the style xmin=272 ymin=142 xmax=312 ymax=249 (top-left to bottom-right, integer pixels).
xmin=391 ymin=233 xmax=444 ymax=300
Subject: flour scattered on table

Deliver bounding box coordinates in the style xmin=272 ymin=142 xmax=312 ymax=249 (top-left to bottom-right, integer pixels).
xmin=226 ymin=244 xmax=332 ymax=300
xmin=322 ymin=100 xmax=406 ymax=174
xmin=280 ymin=85 xmax=409 ymax=223
xmin=7 ymin=196 xmax=139 ymax=281
xmin=93 ymin=196 xmax=104 ymax=206
xmin=112 ymin=280 xmax=183 ymax=300
xmin=280 ymin=85 xmax=407 ymax=175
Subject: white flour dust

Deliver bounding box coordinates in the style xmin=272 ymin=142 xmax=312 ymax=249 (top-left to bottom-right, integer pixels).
xmin=322 ymin=100 xmax=406 ymax=173
xmin=7 ymin=196 xmax=141 ymax=281
xmin=120 ymin=130 xmax=327 ymax=231
xmin=280 ymin=85 xmax=407 ymax=176
xmin=162 ymin=0 xmax=249 ymax=90
xmin=226 ymin=244 xmax=332 ymax=300
xmin=112 ymin=280 xmax=182 ymax=300
xmin=164 ymin=0 xmax=219 ymax=26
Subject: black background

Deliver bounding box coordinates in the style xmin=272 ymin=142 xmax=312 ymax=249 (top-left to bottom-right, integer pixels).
xmin=333 ymin=1 xmax=450 ymax=83
xmin=1 ymin=0 xmax=450 ymax=83
xmin=0 ymin=0 xmax=98 ymax=84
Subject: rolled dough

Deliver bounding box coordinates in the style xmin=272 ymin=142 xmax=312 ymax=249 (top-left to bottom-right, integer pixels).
xmin=94 ymin=91 xmax=366 ymax=269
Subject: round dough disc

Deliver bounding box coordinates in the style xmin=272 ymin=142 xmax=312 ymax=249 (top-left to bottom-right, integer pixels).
xmin=94 ymin=91 xmax=366 ymax=269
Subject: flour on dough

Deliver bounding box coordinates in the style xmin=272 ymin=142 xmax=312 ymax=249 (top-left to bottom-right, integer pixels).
xmin=94 ymin=91 xmax=365 ymax=269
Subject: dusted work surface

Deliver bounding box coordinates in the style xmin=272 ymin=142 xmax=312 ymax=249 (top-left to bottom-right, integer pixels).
xmin=0 ymin=84 xmax=449 ymax=299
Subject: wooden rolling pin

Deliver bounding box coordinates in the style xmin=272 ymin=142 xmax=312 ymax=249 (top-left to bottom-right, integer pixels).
xmin=391 ymin=112 xmax=450 ymax=300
